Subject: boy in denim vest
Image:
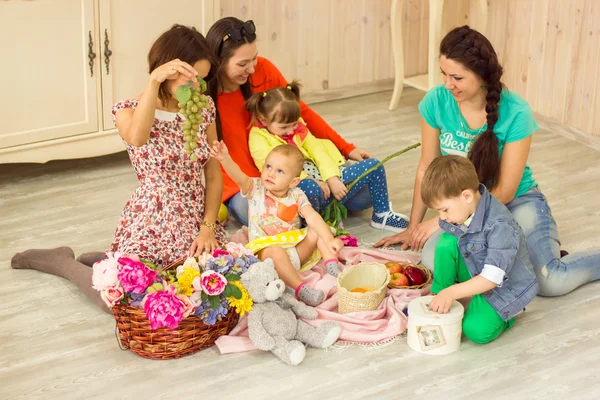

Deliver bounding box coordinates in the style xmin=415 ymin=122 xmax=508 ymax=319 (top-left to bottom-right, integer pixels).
xmin=422 ymin=155 xmax=538 ymax=344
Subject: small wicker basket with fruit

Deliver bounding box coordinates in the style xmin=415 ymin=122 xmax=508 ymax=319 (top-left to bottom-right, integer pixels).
xmin=385 ymin=261 xmax=432 ymax=290
xmin=337 ymin=262 xmax=390 ymax=314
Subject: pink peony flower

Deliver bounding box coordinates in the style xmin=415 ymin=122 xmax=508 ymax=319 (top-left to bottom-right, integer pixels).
xmin=200 ymin=271 xmax=228 ymax=295
xmin=340 ymin=235 xmax=358 ymax=247
xmin=225 ymin=242 xmax=253 ymax=258
xmin=117 ymin=257 xmax=158 ymax=294
xmin=142 ymin=284 xmax=186 ymax=330
xmin=92 ymin=253 xmax=120 ymax=291
xmin=212 ymin=248 xmax=229 ymax=258
xmin=101 ymin=285 xmax=124 ymax=308
xmin=177 ymin=294 xmax=196 ymax=318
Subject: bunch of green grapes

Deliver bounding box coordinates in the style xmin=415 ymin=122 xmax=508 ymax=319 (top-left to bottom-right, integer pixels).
xmin=177 ymin=78 xmax=209 ymax=162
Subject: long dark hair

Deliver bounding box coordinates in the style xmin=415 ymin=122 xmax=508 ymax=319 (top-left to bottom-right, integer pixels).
xmin=147 ymin=24 xmax=217 ymax=106
xmin=206 ymin=17 xmax=257 ymax=139
xmin=440 ymin=25 xmax=504 ymax=188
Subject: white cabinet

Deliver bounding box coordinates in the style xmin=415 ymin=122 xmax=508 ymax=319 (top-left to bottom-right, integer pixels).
xmin=0 ymin=0 xmax=218 ymax=164
xmin=0 ymin=0 xmax=99 ymax=152
xmin=98 ymin=0 xmax=217 ymax=131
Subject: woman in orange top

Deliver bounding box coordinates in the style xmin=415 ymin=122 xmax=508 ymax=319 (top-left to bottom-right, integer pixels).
xmin=206 ymin=17 xmax=375 ymax=226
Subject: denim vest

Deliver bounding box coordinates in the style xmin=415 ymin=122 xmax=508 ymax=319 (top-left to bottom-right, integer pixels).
xmin=438 ymin=185 xmax=538 ymax=321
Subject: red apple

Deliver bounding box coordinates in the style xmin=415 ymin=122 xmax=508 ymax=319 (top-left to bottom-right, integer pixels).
xmin=390 ymin=272 xmax=409 ymax=287
xmin=385 ymin=262 xmax=404 ymax=275
xmin=404 ymin=266 xmax=427 ymax=286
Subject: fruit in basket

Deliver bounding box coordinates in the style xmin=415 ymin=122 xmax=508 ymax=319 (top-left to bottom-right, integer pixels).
xmin=404 ymin=266 xmax=427 ymax=286
xmin=385 ymin=261 xmax=404 ymax=275
xmin=350 ymin=287 xmax=375 ymax=293
xmin=389 ymin=272 xmax=409 ymax=287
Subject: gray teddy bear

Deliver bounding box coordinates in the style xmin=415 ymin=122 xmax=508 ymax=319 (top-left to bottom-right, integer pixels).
xmin=241 ymin=258 xmax=342 ymax=366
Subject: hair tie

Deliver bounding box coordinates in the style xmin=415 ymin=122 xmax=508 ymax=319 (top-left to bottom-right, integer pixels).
xmin=286 ymin=85 xmax=292 ymax=90
xmin=262 ymin=92 xmax=267 ymax=97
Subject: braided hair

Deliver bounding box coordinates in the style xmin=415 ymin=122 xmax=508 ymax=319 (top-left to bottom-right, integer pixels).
xmin=440 ymin=25 xmax=504 ymax=188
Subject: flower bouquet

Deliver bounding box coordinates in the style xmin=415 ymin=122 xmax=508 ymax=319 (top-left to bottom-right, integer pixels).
xmin=92 ymin=242 xmax=259 ymax=359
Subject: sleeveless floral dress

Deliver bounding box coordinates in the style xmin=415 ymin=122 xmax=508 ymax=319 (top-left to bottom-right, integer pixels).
xmin=110 ymin=96 xmax=227 ymax=267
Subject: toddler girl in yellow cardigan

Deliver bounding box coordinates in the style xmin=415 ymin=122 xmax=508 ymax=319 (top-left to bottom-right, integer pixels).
xmin=246 ymin=81 xmax=409 ymax=233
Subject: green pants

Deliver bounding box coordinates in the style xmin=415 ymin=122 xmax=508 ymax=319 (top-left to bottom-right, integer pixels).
xmin=431 ymin=233 xmax=515 ymax=344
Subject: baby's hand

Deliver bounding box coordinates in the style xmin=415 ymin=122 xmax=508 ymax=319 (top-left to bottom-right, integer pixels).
xmin=327 ymin=177 xmax=348 ymax=201
xmin=315 ymin=180 xmax=331 ymax=200
xmin=209 ymin=140 xmax=228 ymax=161
xmin=328 ymin=237 xmax=344 ymax=256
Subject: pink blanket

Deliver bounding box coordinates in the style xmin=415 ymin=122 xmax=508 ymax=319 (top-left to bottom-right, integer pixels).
xmin=215 ymin=246 xmax=430 ymax=354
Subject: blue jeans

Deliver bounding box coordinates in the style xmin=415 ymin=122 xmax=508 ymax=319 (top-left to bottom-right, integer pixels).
xmin=225 ymin=163 xmax=376 ymax=226
xmin=422 ymin=187 xmax=600 ymax=297
xmin=300 ymin=158 xmax=386 ymax=214
xmin=225 ymin=192 xmax=252 ymax=227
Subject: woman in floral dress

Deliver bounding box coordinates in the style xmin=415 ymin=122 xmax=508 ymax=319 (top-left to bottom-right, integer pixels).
xmin=11 ymin=25 xmax=226 ymax=312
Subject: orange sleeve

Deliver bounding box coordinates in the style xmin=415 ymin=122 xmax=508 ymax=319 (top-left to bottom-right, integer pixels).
xmin=259 ymin=58 xmax=356 ymax=157
xmin=299 ymin=101 xmax=356 ymax=157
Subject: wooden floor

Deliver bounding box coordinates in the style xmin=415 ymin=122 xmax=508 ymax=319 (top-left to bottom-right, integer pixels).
xmin=1 ymin=88 xmax=599 ymax=400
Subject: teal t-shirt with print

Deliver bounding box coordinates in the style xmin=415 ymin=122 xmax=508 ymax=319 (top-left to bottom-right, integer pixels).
xmin=418 ymin=84 xmax=538 ymax=198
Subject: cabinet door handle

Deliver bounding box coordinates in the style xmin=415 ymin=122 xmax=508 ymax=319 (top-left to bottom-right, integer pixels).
xmin=104 ymin=29 xmax=112 ymax=75
xmin=88 ymin=31 xmax=96 ymax=77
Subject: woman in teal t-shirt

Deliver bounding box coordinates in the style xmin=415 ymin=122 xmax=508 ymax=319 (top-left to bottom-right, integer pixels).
xmin=376 ymin=26 xmax=600 ymax=297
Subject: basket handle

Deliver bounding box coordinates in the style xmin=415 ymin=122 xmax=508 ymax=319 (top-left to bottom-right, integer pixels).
xmin=163 ymin=257 xmax=186 ymax=272
xmin=115 ymin=325 xmax=130 ymax=351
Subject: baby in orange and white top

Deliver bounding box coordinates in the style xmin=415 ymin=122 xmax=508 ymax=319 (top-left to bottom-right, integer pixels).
xmin=210 ymin=141 xmax=343 ymax=306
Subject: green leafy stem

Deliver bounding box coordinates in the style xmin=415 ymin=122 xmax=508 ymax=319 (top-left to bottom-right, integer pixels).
xmin=321 ymin=142 xmax=422 ymax=235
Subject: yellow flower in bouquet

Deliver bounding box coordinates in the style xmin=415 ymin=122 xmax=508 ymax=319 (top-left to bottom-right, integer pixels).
xmin=178 ymin=267 xmax=200 ymax=296
xmin=226 ymin=281 xmax=253 ymax=316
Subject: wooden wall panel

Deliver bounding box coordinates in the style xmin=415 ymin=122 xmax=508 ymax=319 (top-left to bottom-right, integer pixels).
xmin=566 ymin=0 xmax=600 ymax=133
xmin=374 ymin=0 xmax=395 ymax=80
xmin=593 ymin=0 xmax=600 ymax=135
xmin=327 ymin=0 xmax=399 ymax=89
xmin=220 ymin=0 xmax=401 ymax=93
xmin=505 ymin=0 xmax=532 ymax=96
xmin=403 ymin=0 xmax=428 ymax=77
xmin=220 ymin=0 xmax=600 ymax=136
xmin=485 ymin=0 xmax=600 ymax=137
xmin=416 ymin=0 xmax=429 ymax=73
xmin=524 ymin=0 xmax=549 ymax=113
xmin=327 ymin=0 xmax=364 ymax=89
xmin=441 ymin=0 xmax=469 ymax=37
xmin=296 ymin=0 xmax=331 ymax=92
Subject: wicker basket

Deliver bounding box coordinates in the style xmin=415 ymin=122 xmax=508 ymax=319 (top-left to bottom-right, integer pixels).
xmin=112 ymin=258 xmax=239 ymax=360
xmin=337 ymin=262 xmax=390 ymax=314
xmin=387 ymin=263 xmax=432 ymax=290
